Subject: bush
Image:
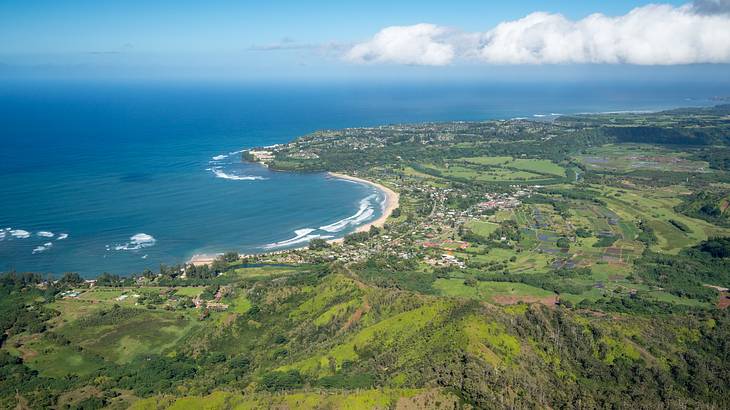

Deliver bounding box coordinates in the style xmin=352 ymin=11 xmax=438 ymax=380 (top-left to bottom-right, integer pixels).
xmin=260 ymin=370 xmax=303 ymax=391
xmin=576 ymin=228 xmax=592 ymax=238
xmin=308 ymin=238 xmax=331 ymax=250
xmin=698 ymin=237 xmax=730 ymax=258
xmin=556 ymin=237 xmax=570 ymax=249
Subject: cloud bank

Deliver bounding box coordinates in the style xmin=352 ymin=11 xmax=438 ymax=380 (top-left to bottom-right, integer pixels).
xmin=347 ymin=24 xmax=456 ymax=66
xmin=345 ymin=2 xmax=730 ymax=66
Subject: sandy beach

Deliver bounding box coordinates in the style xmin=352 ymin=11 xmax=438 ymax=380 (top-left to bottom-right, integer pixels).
xmin=188 ymin=253 xmax=222 ymax=266
xmin=327 ymin=172 xmax=400 ymax=233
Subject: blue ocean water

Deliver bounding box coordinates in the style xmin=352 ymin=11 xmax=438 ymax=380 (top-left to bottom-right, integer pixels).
xmin=0 ymin=80 xmax=726 ymax=276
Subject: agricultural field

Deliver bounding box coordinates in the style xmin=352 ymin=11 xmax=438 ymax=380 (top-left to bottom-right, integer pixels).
xmin=416 ymin=156 xmax=568 ymax=184
xmin=576 ymin=144 xmax=711 ymax=173
xmin=462 ymin=156 xmax=566 ymax=176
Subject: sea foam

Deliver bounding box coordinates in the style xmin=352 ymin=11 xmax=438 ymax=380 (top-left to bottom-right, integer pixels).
xmin=57 ymin=233 xmax=69 ymax=240
xmin=211 ymin=167 xmax=266 ymax=181
xmin=10 ymin=229 xmax=30 ymax=239
xmin=37 ymin=231 xmax=54 ymax=238
xmin=212 ymin=154 xmax=228 ymax=161
xmin=32 ymin=242 xmax=53 ymax=254
xmin=262 ymin=228 xmax=333 ymax=249
xmin=115 ymin=233 xmax=157 ymax=251
xmin=319 ymin=194 xmax=377 ymax=233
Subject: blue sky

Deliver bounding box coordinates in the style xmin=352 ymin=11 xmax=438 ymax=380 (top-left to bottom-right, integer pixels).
xmin=1 ymin=0 xmax=728 ymax=82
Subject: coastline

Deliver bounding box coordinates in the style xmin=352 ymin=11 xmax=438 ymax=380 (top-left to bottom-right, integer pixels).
xmin=327 ymin=172 xmax=400 ymax=233
xmin=188 ymin=172 xmax=399 ymax=264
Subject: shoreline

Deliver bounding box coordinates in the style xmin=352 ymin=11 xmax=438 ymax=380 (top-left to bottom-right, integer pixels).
xmin=327 ymin=172 xmax=400 ymax=233
xmin=188 ymin=172 xmax=399 ymax=264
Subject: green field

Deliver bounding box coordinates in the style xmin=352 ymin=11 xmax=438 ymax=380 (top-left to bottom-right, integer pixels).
xmin=434 ymin=278 xmax=555 ymax=304
xmin=462 ymin=156 xmax=566 ymax=176
xmin=465 ymin=220 xmax=499 ymax=236
xmin=58 ymin=308 xmax=199 ymax=364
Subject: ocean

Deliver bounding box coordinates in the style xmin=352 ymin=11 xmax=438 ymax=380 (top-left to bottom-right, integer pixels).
xmin=0 ymin=80 xmax=726 ymax=276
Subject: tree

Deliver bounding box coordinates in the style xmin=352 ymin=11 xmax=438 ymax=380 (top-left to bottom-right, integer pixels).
xmin=576 ymin=228 xmax=592 ymax=238
xmin=308 ymin=238 xmax=331 ymax=250
xmin=223 ymin=251 xmax=239 ymax=263
xmin=211 ymin=257 xmax=228 ymax=274
xmin=556 ymin=237 xmax=570 ymax=249
xmin=59 ymin=272 xmax=83 ymax=286
xmin=260 ymin=370 xmax=303 ymax=391
xmin=97 ymin=273 xmax=121 ymax=287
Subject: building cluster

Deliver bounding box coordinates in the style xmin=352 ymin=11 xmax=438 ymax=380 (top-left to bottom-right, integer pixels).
xmin=247 ymin=150 xmax=275 ymax=163
xmin=478 ymin=190 xmax=531 ymax=210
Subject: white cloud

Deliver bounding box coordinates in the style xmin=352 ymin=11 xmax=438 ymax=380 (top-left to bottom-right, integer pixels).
xmin=346 ymin=2 xmax=730 ymax=66
xmin=345 ymin=23 xmax=456 ymax=66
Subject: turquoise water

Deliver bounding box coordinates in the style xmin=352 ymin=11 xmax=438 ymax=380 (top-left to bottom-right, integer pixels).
xmin=0 ymin=80 xmax=725 ymax=276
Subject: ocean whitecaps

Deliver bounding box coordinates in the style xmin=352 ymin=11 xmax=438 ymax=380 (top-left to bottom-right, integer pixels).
xmin=212 ymin=154 xmax=228 ymax=161
xmin=114 ymin=233 xmax=157 ymax=251
xmin=319 ymin=194 xmax=377 ymax=233
xmin=32 ymin=242 xmax=53 ymax=254
xmin=57 ymin=233 xmax=69 ymax=240
xmin=37 ymin=231 xmax=54 ymax=238
xmin=10 ymin=229 xmax=30 ymax=239
xmin=211 ymin=167 xmax=266 ymax=181
xmin=262 ymin=228 xmax=333 ymax=249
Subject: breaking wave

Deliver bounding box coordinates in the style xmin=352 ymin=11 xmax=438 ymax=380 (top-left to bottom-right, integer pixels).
xmin=262 ymin=228 xmax=333 ymax=249
xmin=319 ymin=194 xmax=377 ymax=233
xmin=114 ymin=233 xmax=156 ymax=251
xmin=1 ymin=227 xmax=68 ymax=243
xmin=210 ymin=167 xmax=266 ymax=181
xmin=32 ymin=242 xmax=53 ymax=254
xmin=10 ymin=229 xmax=30 ymax=239
xmin=212 ymin=154 xmax=228 ymax=161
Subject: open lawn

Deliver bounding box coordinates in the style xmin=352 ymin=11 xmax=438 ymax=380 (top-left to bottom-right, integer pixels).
xmin=465 ymin=220 xmax=499 ymax=236
xmin=434 ymin=278 xmax=556 ymax=305
xmin=421 ymin=161 xmax=562 ymax=184
xmin=173 ymin=286 xmax=204 ymax=297
xmin=24 ymin=340 xmax=106 ymax=378
xmin=511 ymin=158 xmax=566 ymax=176
xmin=461 ymin=156 xmax=566 ymax=176
xmin=59 ymin=308 xmax=200 ymax=364
xmin=77 ymin=289 xmax=124 ymax=301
